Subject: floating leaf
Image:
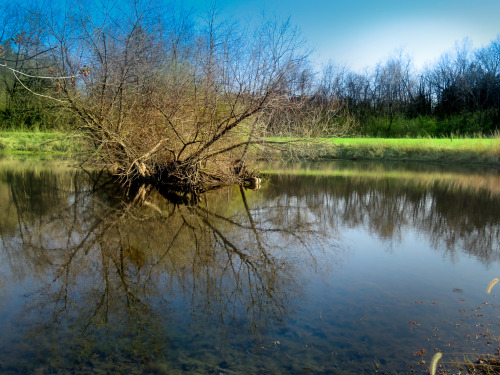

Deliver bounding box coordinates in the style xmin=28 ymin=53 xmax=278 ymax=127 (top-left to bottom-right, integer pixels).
xmin=414 ymin=349 xmax=425 ymax=357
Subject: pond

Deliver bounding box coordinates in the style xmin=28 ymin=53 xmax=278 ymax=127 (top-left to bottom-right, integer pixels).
xmin=0 ymin=157 xmax=499 ymax=374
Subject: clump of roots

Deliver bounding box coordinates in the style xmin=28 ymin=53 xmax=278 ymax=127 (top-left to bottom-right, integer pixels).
xmin=86 ymin=121 xmax=262 ymax=192
xmin=103 ymin=154 xmax=260 ymax=194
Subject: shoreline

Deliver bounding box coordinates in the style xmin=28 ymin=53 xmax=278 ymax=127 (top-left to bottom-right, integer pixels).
xmin=264 ymin=137 xmax=500 ymax=166
xmin=1 ymin=132 xmax=499 ymax=166
xmin=0 ymin=131 xmax=84 ymax=156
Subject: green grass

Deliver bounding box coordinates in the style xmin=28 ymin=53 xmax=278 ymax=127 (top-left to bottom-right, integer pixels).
xmin=0 ymin=131 xmax=85 ymax=155
xmin=2 ymin=131 xmax=499 ymax=165
xmin=265 ymin=137 xmax=500 ymax=165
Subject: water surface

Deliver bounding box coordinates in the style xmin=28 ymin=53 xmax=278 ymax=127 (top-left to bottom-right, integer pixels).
xmin=0 ymin=158 xmax=499 ymax=374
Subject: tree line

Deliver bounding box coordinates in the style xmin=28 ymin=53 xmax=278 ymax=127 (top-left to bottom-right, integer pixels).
xmin=0 ymin=1 xmax=499 ymax=187
xmin=1 ymin=3 xmax=499 ymax=138
xmin=289 ymin=38 xmax=500 ymax=137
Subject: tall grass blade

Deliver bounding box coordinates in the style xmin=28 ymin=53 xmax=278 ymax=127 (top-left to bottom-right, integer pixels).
xmin=486 ymin=278 xmax=499 ymax=294
xmin=429 ymin=352 xmax=442 ymax=375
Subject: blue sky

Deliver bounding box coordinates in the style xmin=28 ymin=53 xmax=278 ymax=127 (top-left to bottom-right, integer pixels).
xmin=4 ymin=0 xmax=499 ymax=72
xmin=183 ymin=0 xmax=500 ymax=72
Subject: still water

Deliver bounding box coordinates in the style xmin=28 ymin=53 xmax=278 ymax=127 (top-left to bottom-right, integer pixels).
xmin=0 ymin=157 xmax=499 ymax=374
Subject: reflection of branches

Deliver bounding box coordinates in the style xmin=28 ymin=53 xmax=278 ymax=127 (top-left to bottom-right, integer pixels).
xmin=202 ymin=217 xmax=287 ymax=321
xmin=264 ymin=173 xmax=500 ymax=263
xmin=1 ymin=168 xmax=334 ymax=371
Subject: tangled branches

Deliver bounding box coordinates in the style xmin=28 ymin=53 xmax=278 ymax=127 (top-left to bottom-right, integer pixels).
xmin=0 ymin=2 xmax=309 ymax=189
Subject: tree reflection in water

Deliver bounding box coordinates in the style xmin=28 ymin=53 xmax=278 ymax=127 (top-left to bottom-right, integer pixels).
xmin=1 ymin=160 xmax=500 ymax=373
xmin=0 ymin=165 xmax=334 ymax=373
xmin=265 ymin=171 xmax=500 ymax=263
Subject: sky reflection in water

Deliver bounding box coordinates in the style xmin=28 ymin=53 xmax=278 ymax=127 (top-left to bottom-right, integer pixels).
xmin=0 ymin=158 xmax=499 ymax=374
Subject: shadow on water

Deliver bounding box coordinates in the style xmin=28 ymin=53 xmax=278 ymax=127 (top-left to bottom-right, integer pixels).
xmin=0 ymin=158 xmax=499 ymax=373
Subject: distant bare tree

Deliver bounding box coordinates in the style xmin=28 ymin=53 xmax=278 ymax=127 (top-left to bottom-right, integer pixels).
xmin=371 ymin=51 xmax=414 ymax=133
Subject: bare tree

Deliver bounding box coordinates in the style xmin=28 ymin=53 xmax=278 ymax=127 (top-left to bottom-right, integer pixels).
xmin=371 ymin=51 xmax=415 ymax=134
xmin=0 ymin=1 xmax=309 ymax=189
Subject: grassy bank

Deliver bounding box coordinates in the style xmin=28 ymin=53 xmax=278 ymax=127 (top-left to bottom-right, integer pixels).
xmin=2 ymin=132 xmax=499 ymax=166
xmin=0 ymin=131 xmax=84 ymax=155
xmin=267 ymin=137 xmax=500 ymax=165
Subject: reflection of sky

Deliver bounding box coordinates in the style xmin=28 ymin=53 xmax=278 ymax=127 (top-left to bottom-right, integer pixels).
xmin=1 ymin=164 xmax=500 ymax=373
xmin=292 ymin=226 xmax=500 ymax=371
xmin=181 ymin=0 xmax=500 ymax=71
xmin=336 ymin=227 xmax=498 ymax=299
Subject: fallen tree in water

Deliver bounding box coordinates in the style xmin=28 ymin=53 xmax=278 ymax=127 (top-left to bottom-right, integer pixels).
xmin=0 ymin=2 xmax=309 ymax=189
